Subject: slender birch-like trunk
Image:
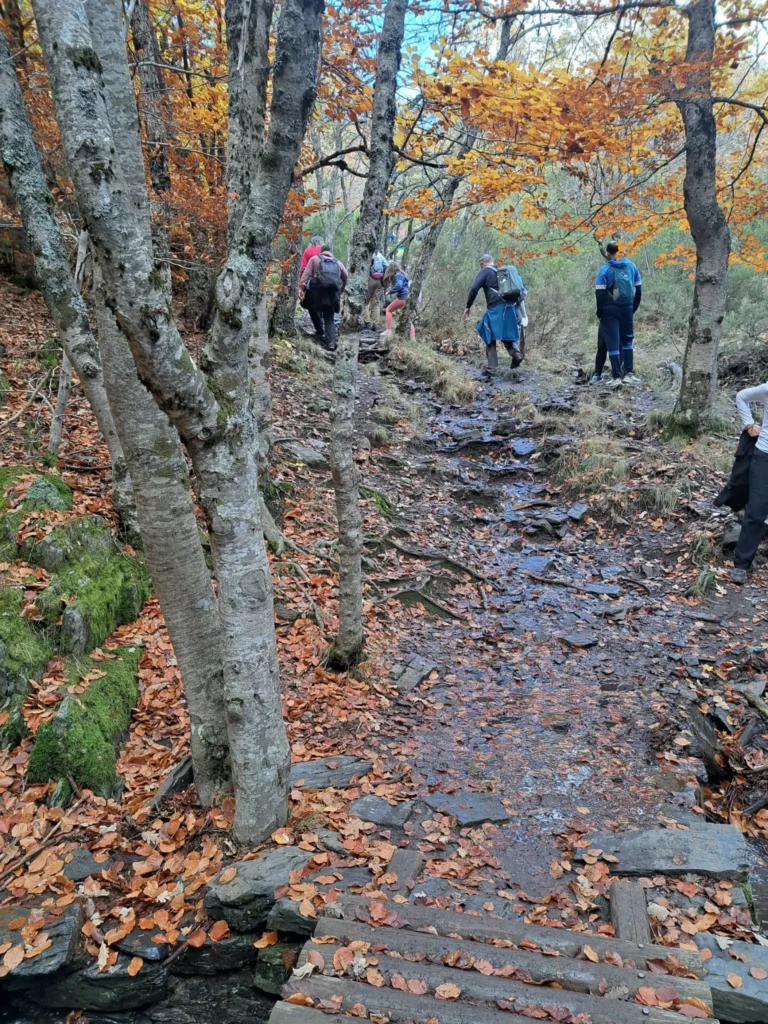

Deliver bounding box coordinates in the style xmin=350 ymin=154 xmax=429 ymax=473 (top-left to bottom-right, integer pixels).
xmin=0 ymin=27 xmax=136 ymax=534
xmin=329 ymin=0 xmax=408 ymax=667
xmin=32 ymin=0 xmax=322 ymax=843
xmin=673 ymin=0 xmax=730 ymax=430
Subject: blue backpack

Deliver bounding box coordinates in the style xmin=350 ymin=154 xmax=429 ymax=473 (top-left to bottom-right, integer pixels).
xmin=610 ymin=263 xmax=634 ymax=305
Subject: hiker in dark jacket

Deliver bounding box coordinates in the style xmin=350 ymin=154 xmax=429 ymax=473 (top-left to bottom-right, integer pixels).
xmin=463 ymin=254 xmax=526 ymax=369
xmin=592 ymin=242 xmax=642 ymax=388
xmin=730 ymin=382 xmax=768 ymax=584
xmin=299 ymin=246 xmax=348 ymax=351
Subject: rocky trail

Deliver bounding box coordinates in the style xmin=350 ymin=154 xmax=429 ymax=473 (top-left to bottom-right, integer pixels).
xmin=3 ymin=303 xmax=768 ymax=1023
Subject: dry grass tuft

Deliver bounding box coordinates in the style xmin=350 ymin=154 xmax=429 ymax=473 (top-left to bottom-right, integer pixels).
xmin=391 ymin=337 xmax=479 ymax=405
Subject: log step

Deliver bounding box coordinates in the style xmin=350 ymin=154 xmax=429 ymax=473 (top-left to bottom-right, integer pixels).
xmin=270 ymin=893 xmax=719 ymax=1024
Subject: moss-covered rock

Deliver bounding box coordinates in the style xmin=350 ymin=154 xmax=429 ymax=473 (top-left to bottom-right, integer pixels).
xmin=29 ymin=516 xmax=118 ymax=573
xmin=0 ymin=467 xmax=74 ymax=561
xmin=0 ymin=585 xmax=52 ymax=701
xmin=0 ymin=691 xmax=30 ymax=749
xmin=36 ymin=553 xmax=151 ymax=655
xmin=27 ymin=645 xmax=141 ymax=797
xmin=252 ymin=943 xmax=302 ymax=996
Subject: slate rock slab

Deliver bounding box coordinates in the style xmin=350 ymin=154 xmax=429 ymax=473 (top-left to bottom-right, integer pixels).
xmin=0 ymin=903 xmax=84 ymax=984
xmin=350 ymin=795 xmax=414 ymax=828
xmin=204 ymin=848 xmax=312 ymax=931
xmin=511 ymin=438 xmax=536 ymax=457
xmin=520 ymin=555 xmax=553 ymax=573
xmin=151 ymin=756 xmax=194 ymax=809
xmin=558 ymin=633 xmax=598 ymax=649
xmin=390 ymin=655 xmax=437 ymax=696
xmin=283 ymin=443 xmax=329 ymax=470
xmin=63 ymin=847 xmax=110 ymax=882
xmin=696 ymin=933 xmax=768 ymax=1022
xmin=290 ymin=756 xmax=373 ymax=791
xmin=584 ymin=582 xmax=622 ymax=597
xmin=171 ymin=933 xmax=259 ymax=976
xmin=117 ymin=926 xmax=172 ymax=963
xmin=29 ymin=953 xmax=167 ymax=1010
xmin=567 ymin=503 xmax=589 ymax=522
xmin=423 ymin=791 xmax=509 ymax=826
xmin=577 ymin=825 xmax=750 ymax=880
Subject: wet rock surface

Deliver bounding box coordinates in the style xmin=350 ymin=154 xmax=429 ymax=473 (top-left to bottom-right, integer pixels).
xmin=0 ymin=904 xmax=83 ymax=983
xmin=289 ymin=755 xmax=373 ymax=790
xmin=576 ymin=825 xmax=751 ymax=880
xmin=204 ymin=848 xmax=312 ymax=931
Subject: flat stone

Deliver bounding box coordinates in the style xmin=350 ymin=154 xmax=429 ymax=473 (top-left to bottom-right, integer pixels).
xmin=171 ymin=933 xmax=259 ymax=976
xmin=282 ymin=442 xmax=328 ymax=470
xmin=558 ymin=632 xmax=598 ymax=649
xmin=0 ymin=903 xmax=83 ymax=983
xmin=511 ymin=438 xmax=536 ymax=457
xmin=117 ymin=927 xmax=172 ymax=963
xmin=30 ymin=953 xmax=167 ymax=1010
xmin=520 ymin=555 xmax=553 ymax=573
xmin=390 ymin=655 xmax=437 ymax=696
xmin=289 ymin=756 xmax=373 ymax=791
xmin=577 ymin=825 xmax=751 ymax=880
xmin=567 ymin=503 xmax=589 ymax=521
xmin=584 ymin=582 xmax=622 ymax=597
xmin=63 ymin=847 xmax=111 ymax=882
xmin=736 ymin=678 xmax=767 ymax=700
xmin=696 ymin=933 xmax=768 ymax=1022
xmin=422 ymin=791 xmax=509 ymax=826
xmin=266 ymin=897 xmax=317 ymax=936
xmin=204 ymin=848 xmax=312 ymax=932
xmin=349 ymin=794 xmax=414 ymax=827
xmin=151 ymin=756 xmax=194 ymax=809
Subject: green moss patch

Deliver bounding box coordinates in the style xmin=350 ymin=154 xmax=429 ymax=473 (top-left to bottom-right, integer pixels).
xmin=29 ymin=515 xmax=118 ymax=573
xmin=0 ymin=585 xmax=53 ymax=702
xmin=0 ymin=467 xmax=74 ymax=560
xmin=27 ymin=645 xmax=141 ymax=797
xmin=36 ymin=552 xmax=151 ymax=655
xmin=0 ymin=692 xmax=30 ymax=749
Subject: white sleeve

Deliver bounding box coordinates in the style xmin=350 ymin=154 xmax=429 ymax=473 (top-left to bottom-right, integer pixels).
xmin=736 ymin=383 xmax=768 ymax=427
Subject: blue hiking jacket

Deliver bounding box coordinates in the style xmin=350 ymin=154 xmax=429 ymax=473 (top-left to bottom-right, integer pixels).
xmin=595 ymin=257 xmax=642 ymax=313
xmin=387 ymin=271 xmax=410 ymax=300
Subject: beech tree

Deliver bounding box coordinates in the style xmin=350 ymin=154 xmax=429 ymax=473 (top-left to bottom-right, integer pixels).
xmin=329 ymin=0 xmax=408 ymax=666
xmin=0 ymin=18 xmax=230 ymax=806
xmin=31 ymin=0 xmax=323 ymax=842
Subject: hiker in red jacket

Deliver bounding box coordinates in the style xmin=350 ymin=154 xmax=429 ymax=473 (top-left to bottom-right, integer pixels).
xmin=299 ymin=246 xmax=348 ymax=352
xmin=300 ymin=235 xmax=324 ymax=273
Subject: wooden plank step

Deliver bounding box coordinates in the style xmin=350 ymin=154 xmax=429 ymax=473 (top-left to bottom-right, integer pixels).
xmin=384 ymin=848 xmax=423 ymax=895
xmin=306 ymin=918 xmax=713 ymax=1009
xmin=281 ymin=972 xmax=717 ymax=1024
xmin=336 ymin=894 xmax=705 ymax=976
xmin=609 ymin=880 xmax=652 ymax=944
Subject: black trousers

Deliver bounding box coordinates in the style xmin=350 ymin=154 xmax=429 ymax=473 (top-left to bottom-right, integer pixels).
xmin=734 ymin=448 xmax=768 ymax=569
xmin=307 ymin=287 xmax=338 ymax=346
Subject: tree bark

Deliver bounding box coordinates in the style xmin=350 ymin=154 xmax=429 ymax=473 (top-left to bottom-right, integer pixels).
xmin=92 ymin=268 xmax=230 ymax=806
xmin=329 ymin=0 xmax=408 ymax=667
xmin=497 ymin=16 xmax=512 ymax=60
xmin=270 ymin=234 xmax=301 ymax=336
xmin=0 ymin=26 xmax=137 ymax=536
xmin=673 ymin=0 xmax=730 ymax=430
xmin=48 ymin=351 xmax=72 ymax=456
xmin=32 ymin=0 xmax=322 ymax=844
xmin=130 ymin=0 xmax=173 ymax=280
xmin=0 ymin=0 xmax=26 ymax=65
xmin=250 ymin=293 xmax=272 ymax=472
xmin=225 ymin=0 xmax=274 ymax=240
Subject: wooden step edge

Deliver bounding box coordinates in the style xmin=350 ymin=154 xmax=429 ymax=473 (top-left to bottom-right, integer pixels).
xmin=609 ymin=880 xmax=652 ymax=945
xmin=335 ymin=893 xmax=705 ymax=976
xmin=282 ymin=971 xmax=718 ymax=1024
xmin=303 ymin=926 xmax=713 ymax=1008
xmin=270 ymin=993 xmax=534 ymax=1024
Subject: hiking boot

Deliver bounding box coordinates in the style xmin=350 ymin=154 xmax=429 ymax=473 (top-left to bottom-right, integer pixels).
xmin=624 ymin=373 xmax=642 ymax=386
xmin=325 ymin=340 xmax=337 ymax=353
xmin=510 ymin=347 xmax=523 ymax=368
xmin=731 ymin=567 xmax=748 ymax=585
xmin=607 ymin=377 xmax=623 ymax=390
xmin=588 ymin=373 xmax=602 ymax=385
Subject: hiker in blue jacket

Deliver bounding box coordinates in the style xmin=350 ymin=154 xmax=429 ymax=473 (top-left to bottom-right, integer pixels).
xmin=591 ymin=242 xmax=642 ymax=389
xmin=463 ymin=254 xmax=526 ymax=370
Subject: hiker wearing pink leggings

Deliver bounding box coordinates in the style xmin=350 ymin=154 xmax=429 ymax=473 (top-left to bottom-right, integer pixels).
xmin=379 ymin=262 xmax=415 ymax=340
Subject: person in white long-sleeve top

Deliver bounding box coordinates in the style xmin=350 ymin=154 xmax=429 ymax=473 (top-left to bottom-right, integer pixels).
xmin=731 ymin=382 xmax=768 ymax=583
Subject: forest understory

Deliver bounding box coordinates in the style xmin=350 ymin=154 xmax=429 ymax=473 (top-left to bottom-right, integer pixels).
xmin=2 ymin=274 xmax=768 ymax=1021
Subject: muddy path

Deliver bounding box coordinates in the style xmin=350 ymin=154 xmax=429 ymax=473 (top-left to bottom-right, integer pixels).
xmin=321 ymin=353 xmax=768 ymax=917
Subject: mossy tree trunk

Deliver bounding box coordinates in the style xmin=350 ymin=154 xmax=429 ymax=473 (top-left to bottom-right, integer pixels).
xmin=330 ymin=0 xmax=408 ymax=667
xmin=672 ymin=0 xmax=730 ymax=431
xmin=32 ymin=0 xmax=322 ymax=844
xmin=0 ymin=26 xmax=137 ymax=538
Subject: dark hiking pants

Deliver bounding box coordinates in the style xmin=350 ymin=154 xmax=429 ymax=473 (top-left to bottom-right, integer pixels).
xmin=597 ymin=304 xmax=634 ymax=377
xmin=734 ymin=448 xmax=768 ymax=570
xmin=307 ymin=287 xmax=339 ymax=347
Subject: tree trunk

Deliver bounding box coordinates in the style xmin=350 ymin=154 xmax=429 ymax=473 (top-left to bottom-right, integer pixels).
xmin=32 ymin=0 xmax=322 ymax=844
xmin=329 ymin=0 xmax=408 ymax=667
xmin=270 ymin=234 xmax=301 ymax=336
xmin=0 ymin=26 xmax=137 ymax=537
xmin=48 ymin=351 xmax=72 ymax=456
xmin=673 ymin=0 xmax=730 ymax=430
xmin=130 ymin=0 xmax=173 ymax=281
xmin=92 ymin=269 xmax=230 ymax=806
xmin=225 ymin=0 xmax=274 ymax=240
xmin=395 ymin=217 xmax=444 ymax=337
xmin=0 ymin=0 xmax=26 ymax=65
xmin=497 ymin=16 xmax=512 ymax=60
xmin=250 ymin=293 xmax=272 ymax=472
